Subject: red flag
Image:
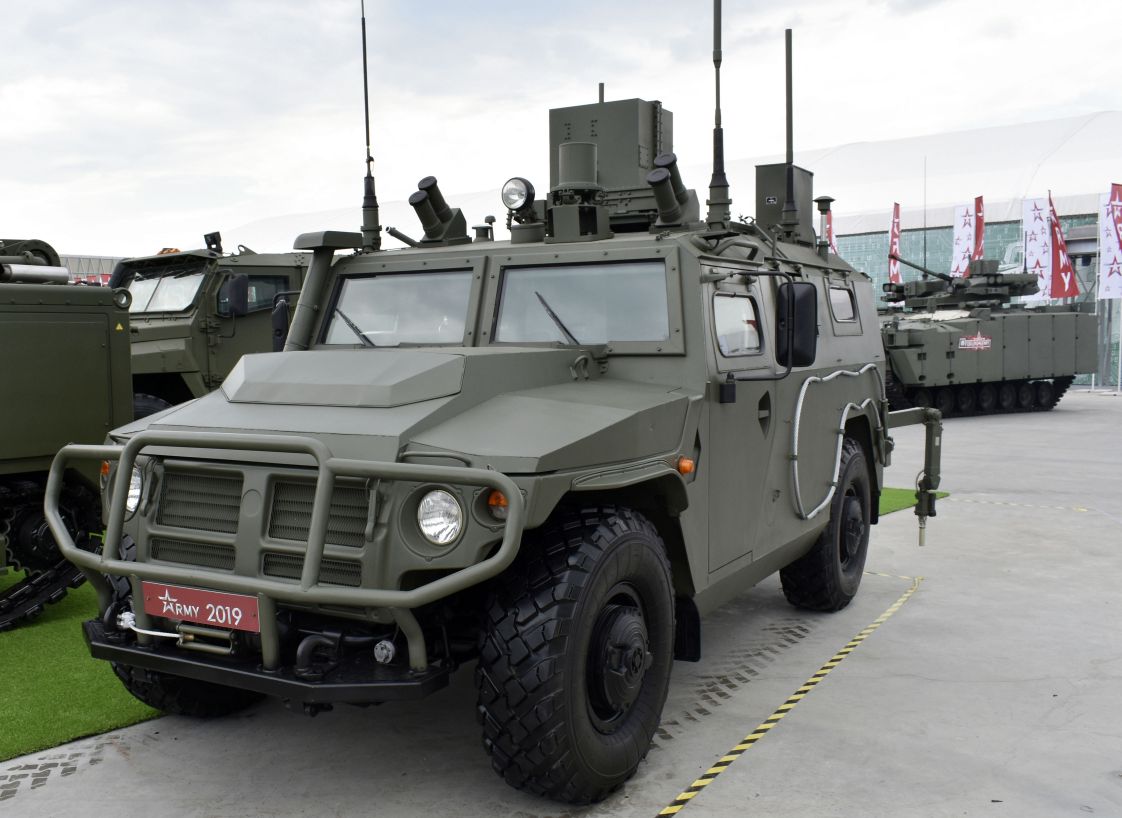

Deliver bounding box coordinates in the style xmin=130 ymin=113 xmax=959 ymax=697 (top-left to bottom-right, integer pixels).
xmin=888 ymin=203 xmax=902 ymax=284
xmin=826 ymin=210 xmax=839 ymax=255
xmin=971 ymin=195 xmax=985 ymax=264
xmin=1048 ymin=192 xmax=1078 ymax=299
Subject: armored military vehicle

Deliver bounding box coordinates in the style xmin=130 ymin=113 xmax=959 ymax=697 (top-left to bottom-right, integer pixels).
xmin=0 ymin=242 xmax=132 ymax=630
xmin=882 ymin=256 xmax=1097 ymax=415
xmin=108 ymin=233 xmax=309 ymax=417
xmin=47 ymin=22 xmax=941 ymax=804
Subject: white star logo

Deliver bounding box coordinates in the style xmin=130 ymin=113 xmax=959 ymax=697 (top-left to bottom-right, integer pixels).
xmin=158 ymin=589 xmax=177 ymax=613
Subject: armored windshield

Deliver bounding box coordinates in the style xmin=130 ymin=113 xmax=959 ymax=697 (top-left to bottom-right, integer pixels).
xmin=128 ymin=272 xmax=206 ymax=313
xmin=494 ymin=261 xmax=670 ymax=345
xmin=323 ymin=270 xmax=473 ymax=346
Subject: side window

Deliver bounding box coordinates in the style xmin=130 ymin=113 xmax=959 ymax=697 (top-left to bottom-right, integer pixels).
xmin=713 ymin=293 xmax=761 ymax=357
xmin=217 ymin=274 xmax=290 ymax=316
xmin=828 ymin=286 xmax=856 ymax=322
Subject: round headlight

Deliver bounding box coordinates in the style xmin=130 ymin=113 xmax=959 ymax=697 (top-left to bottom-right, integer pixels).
xmin=501 ymin=177 xmax=535 ymax=212
xmin=417 ymin=490 xmax=462 ymax=545
xmin=125 ymin=466 xmax=143 ymax=514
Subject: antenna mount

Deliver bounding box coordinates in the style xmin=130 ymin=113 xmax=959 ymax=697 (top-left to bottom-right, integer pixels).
xmin=360 ymin=0 xmax=381 ymax=252
xmin=706 ymin=0 xmax=731 ymax=226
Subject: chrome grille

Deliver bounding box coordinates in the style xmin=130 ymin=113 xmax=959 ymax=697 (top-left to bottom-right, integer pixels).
xmin=269 ymin=481 xmax=370 ymax=548
xmin=158 ymin=470 xmax=243 ymax=534
xmin=151 ymin=537 xmax=235 ymax=571
xmin=262 ymin=552 xmax=362 ymax=587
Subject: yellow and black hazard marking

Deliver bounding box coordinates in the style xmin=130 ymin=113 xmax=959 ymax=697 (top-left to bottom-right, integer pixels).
xmin=864 ymin=570 xmax=916 ymax=581
xmin=656 ymin=576 xmax=923 ymax=817
xmin=948 ymin=497 xmax=1088 ymax=513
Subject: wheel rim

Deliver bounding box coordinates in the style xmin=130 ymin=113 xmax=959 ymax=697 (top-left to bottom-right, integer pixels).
xmin=956 ymin=386 xmax=976 ymax=413
xmin=998 ymin=384 xmax=1015 ymax=410
xmin=840 ymin=493 xmax=865 ymax=571
xmin=978 ymin=385 xmax=997 ymax=412
xmin=1017 ymin=383 xmax=1034 ymax=408
xmin=587 ymin=585 xmax=651 ymax=733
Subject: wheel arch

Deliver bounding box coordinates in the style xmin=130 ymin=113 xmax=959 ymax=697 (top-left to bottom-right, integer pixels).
xmin=844 ymin=414 xmax=880 ymax=525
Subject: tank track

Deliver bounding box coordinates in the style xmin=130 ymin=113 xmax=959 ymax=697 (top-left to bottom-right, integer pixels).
xmin=0 ymin=481 xmax=98 ymax=632
xmin=902 ymin=375 xmax=1075 ymax=419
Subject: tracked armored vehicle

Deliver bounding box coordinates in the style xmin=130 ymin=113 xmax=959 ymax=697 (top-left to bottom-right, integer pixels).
xmin=881 ymin=256 xmax=1098 ymax=415
xmin=1 ymin=242 xmax=132 ymax=630
xmin=108 ymin=234 xmax=309 ymax=417
xmin=48 ymin=21 xmax=942 ymax=804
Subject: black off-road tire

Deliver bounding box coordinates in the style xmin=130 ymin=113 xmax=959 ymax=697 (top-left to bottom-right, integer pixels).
xmin=956 ymin=385 xmax=977 ymax=414
xmin=933 ymin=387 xmax=955 ymax=417
xmin=977 ymin=383 xmax=997 ymax=414
xmin=1016 ymin=381 xmax=1035 ymax=410
xmin=111 ymin=662 xmax=262 ymax=717
xmin=133 ymin=392 xmax=173 ymax=420
xmin=997 ymin=383 xmax=1017 ymax=412
xmin=1035 ymin=380 xmax=1055 ymax=410
xmin=780 ymin=437 xmax=871 ymax=612
xmin=476 ymin=506 xmax=675 ymax=804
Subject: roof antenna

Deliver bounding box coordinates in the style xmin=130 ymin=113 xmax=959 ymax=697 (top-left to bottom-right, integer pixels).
xmin=360 ymin=0 xmax=381 ymax=252
xmin=780 ymin=28 xmax=799 ymax=236
xmin=706 ymin=0 xmax=731 ymax=226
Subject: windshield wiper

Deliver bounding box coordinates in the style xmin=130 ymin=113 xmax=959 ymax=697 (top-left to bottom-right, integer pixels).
xmin=534 ymin=291 xmax=580 ymax=345
xmin=334 ymin=307 xmax=376 ymax=348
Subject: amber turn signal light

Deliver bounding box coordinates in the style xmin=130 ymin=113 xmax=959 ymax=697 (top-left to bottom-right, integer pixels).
xmin=487 ymin=489 xmax=509 ymax=520
xmin=676 ymin=456 xmax=696 ymax=475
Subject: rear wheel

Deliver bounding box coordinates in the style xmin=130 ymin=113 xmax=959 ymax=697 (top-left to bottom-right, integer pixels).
xmin=111 ymin=663 xmax=262 ymax=717
xmin=955 ymin=385 xmax=977 ymax=414
xmin=977 ymin=383 xmax=997 ymax=413
xmin=781 ymin=437 xmax=871 ymax=612
xmin=909 ymin=388 xmax=932 ymax=409
xmin=998 ymin=383 xmax=1016 ymax=412
xmin=1035 ymin=380 xmax=1055 ymax=410
xmin=476 ymin=506 xmax=674 ymax=804
xmin=1016 ymin=381 xmax=1035 ymax=410
xmin=933 ymin=387 xmax=955 ymax=417
xmin=133 ymin=393 xmax=173 ymax=420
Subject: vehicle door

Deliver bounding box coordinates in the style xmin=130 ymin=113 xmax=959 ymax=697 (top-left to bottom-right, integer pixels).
xmin=211 ymin=270 xmax=294 ymax=384
xmin=705 ymin=267 xmax=779 ymax=573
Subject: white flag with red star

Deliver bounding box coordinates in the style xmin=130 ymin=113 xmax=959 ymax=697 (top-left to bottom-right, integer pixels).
xmin=950 ymin=204 xmax=973 ymax=277
xmin=887 ymin=203 xmax=902 ymax=284
xmin=1048 ymin=192 xmax=1078 ymax=299
xmin=1022 ymin=197 xmax=1051 ymax=300
xmin=1099 ymin=183 xmax=1122 ymax=300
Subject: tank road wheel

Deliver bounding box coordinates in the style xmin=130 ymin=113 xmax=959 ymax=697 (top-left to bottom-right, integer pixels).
xmin=997 ymin=383 xmax=1016 ymax=412
xmin=111 ymin=663 xmax=262 ymax=718
xmin=908 ymin=388 xmax=932 ymax=409
xmin=955 ymin=385 xmax=977 ymax=415
xmin=1016 ymin=381 xmax=1035 ymax=410
xmin=476 ymin=506 xmax=675 ymax=804
xmin=977 ymin=383 xmax=998 ymax=414
xmin=781 ymin=437 xmax=871 ymax=612
xmin=933 ymin=387 xmax=956 ymax=417
xmin=1035 ymin=380 xmax=1056 ymax=411
xmin=133 ymin=393 xmax=174 ymax=420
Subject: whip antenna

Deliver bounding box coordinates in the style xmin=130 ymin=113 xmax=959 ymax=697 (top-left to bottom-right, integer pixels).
xmin=360 ymin=0 xmax=381 ymax=251
xmin=706 ymin=0 xmax=731 ymax=225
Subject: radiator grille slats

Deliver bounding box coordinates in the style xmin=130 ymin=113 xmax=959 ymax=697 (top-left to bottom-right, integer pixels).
xmin=269 ymin=481 xmax=369 ymax=548
xmin=151 ymin=538 xmax=235 ymax=571
xmin=158 ymin=471 xmax=243 ymax=534
xmin=262 ymin=552 xmax=362 ymax=587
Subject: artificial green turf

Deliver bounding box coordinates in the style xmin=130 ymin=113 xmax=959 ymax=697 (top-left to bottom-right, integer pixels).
xmin=0 ymin=487 xmax=943 ymax=762
xmin=0 ymin=572 xmax=158 ymax=762
xmin=879 ymin=486 xmax=949 ymax=515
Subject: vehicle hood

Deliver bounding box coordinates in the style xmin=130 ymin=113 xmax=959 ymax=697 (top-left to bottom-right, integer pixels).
xmin=116 ymin=348 xmax=692 ymax=472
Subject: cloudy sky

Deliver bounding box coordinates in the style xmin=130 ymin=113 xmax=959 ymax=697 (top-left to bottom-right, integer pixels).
xmin=1 ymin=0 xmax=1118 ymax=257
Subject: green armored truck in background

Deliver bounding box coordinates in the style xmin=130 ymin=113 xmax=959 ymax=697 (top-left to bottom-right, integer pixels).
xmin=48 ymin=27 xmax=941 ymax=805
xmin=1 ymin=241 xmax=132 ymax=630
xmin=882 ymin=257 xmax=1097 ymax=415
xmin=108 ymin=234 xmax=309 ymax=417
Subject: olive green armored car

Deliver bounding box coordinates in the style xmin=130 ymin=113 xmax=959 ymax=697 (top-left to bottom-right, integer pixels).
xmin=1 ymin=241 xmax=132 ymax=630
xmin=109 ymin=234 xmax=309 ymax=417
xmin=47 ymin=32 xmax=941 ymax=804
xmin=881 ymin=256 xmax=1098 ymax=415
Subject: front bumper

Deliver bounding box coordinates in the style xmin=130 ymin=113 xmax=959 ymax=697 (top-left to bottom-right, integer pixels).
xmin=46 ymin=430 xmax=525 ymax=672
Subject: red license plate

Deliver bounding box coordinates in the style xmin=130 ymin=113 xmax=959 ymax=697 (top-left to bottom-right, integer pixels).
xmin=141 ymin=582 xmax=261 ymax=633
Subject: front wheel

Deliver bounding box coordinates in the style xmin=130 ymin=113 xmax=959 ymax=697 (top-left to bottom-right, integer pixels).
xmin=476 ymin=506 xmax=675 ymax=804
xmin=781 ymin=437 xmax=871 ymax=612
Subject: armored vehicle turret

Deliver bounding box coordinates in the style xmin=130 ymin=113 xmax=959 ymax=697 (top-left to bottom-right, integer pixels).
xmin=1 ymin=240 xmax=133 ymax=630
xmin=881 ymin=255 xmax=1097 ymax=415
xmin=108 ymin=235 xmax=309 ymax=417
xmin=47 ymin=19 xmax=942 ymax=804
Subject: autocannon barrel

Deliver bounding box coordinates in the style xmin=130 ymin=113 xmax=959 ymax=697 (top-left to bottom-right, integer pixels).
xmin=0 ymin=264 xmax=72 ymax=283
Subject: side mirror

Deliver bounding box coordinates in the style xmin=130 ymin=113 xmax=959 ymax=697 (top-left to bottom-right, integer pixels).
xmin=220 ymin=273 xmax=249 ymax=318
xmin=271 ymin=296 xmax=291 ymax=351
xmin=776 ymin=281 xmax=817 ymax=367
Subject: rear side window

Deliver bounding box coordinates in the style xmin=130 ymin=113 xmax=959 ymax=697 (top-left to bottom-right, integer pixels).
xmin=713 ymin=293 xmax=761 ymax=357
xmin=829 ymin=287 xmax=856 ymax=322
